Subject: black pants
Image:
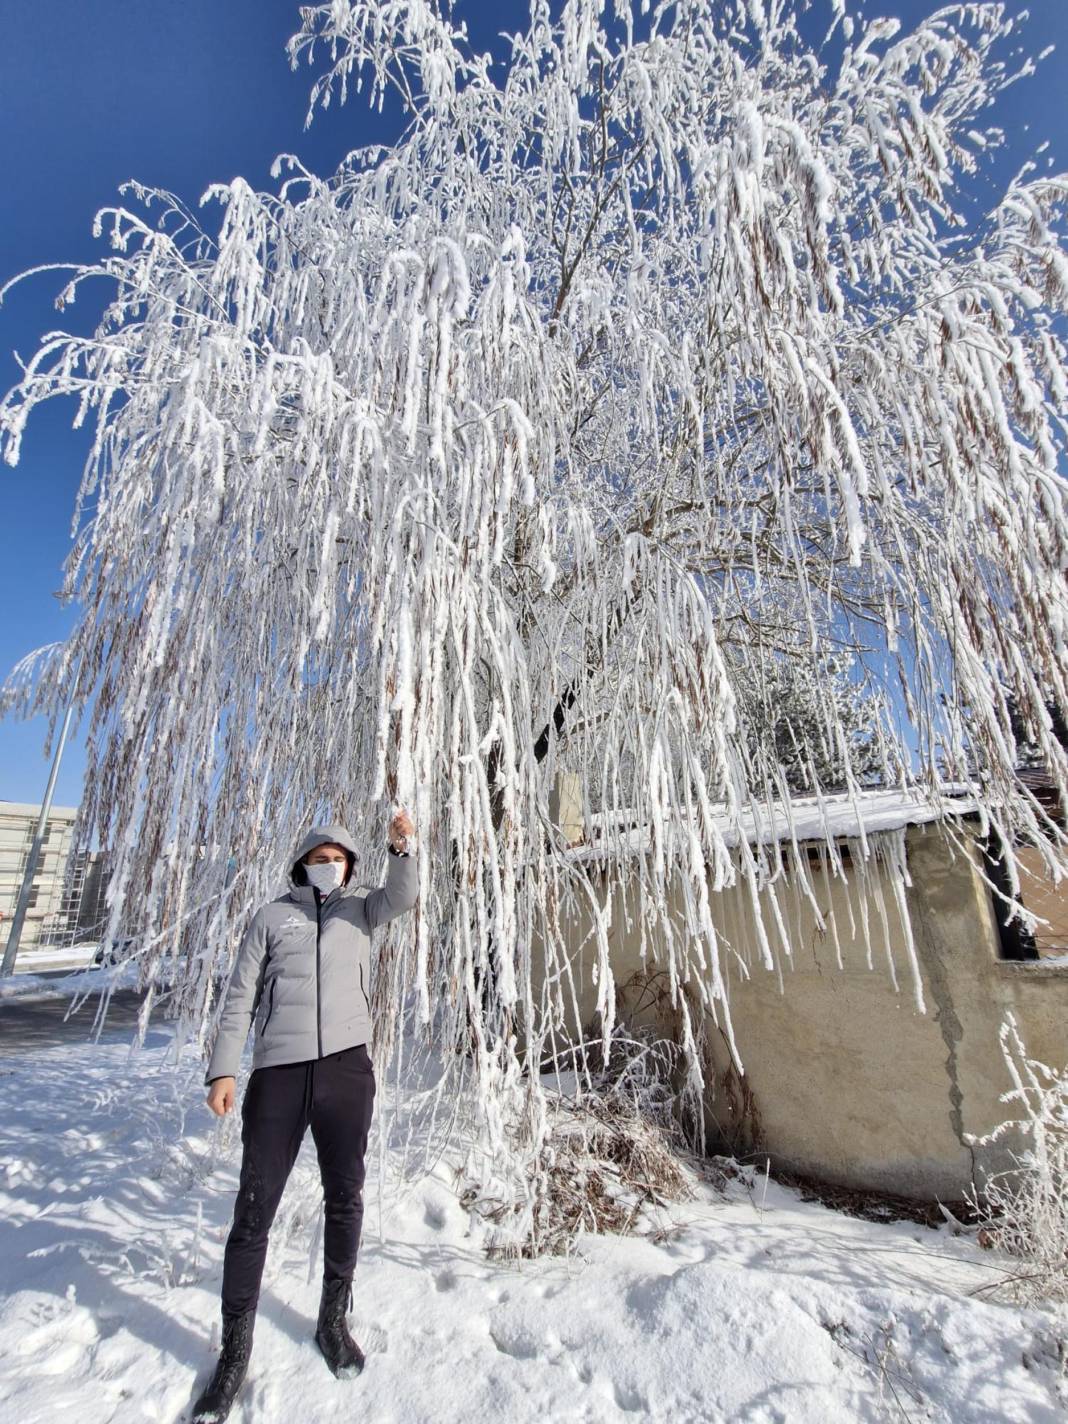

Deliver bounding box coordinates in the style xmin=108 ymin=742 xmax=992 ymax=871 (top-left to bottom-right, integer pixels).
xmin=221 ymin=1044 xmax=376 ymax=1316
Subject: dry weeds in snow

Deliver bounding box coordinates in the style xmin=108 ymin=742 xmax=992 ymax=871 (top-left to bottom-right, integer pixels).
xmin=967 ymin=1014 xmax=1068 ymax=1306
xmin=464 ymin=1038 xmax=698 ymax=1259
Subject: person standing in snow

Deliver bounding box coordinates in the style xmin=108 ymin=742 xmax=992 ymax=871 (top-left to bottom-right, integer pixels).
xmin=191 ymin=811 xmax=417 ymax=1423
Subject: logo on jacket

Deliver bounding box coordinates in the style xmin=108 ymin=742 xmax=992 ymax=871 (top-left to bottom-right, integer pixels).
xmin=279 ymin=915 xmax=307 ymax=932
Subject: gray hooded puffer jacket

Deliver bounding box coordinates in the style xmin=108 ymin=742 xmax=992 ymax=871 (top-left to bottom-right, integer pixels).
xmin=205 ymin=824 xmax=417 ymax=1084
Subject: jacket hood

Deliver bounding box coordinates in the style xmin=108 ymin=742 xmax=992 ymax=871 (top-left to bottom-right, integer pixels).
xmin=289 ymin=824 xmax=360 ymax=885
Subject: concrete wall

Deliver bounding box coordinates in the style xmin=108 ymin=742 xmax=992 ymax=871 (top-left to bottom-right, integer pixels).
xmin=532 ymin=822 xmax=1068 ymax=1200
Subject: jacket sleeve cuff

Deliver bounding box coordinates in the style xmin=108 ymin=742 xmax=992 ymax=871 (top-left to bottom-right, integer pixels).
xmin=204 ymin=1052 xmax=240 ymax=1085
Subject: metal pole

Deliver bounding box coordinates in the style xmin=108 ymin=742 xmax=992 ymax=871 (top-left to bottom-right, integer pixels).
xmin=1 ymin=700 xmax=77 ymax=977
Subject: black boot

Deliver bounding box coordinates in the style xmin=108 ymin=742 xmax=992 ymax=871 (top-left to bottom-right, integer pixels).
xmin=315 ymin=1277 xmax=365 ymax=1378
xmin=191 ymin=1309 xmax=255 ymax=1422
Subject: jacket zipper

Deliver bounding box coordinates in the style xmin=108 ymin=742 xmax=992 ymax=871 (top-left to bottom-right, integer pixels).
xmin=359 ymin=963 xmax=370 ymax=1015
xmin=261 ymin=977 xmax=277 ymax=1036
xmin=315 ymin=892 xmax=324 ymax=1058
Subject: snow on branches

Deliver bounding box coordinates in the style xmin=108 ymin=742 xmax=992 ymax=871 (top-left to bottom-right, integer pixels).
xmin=2 ymin=1 xmax=1067 ymax=1212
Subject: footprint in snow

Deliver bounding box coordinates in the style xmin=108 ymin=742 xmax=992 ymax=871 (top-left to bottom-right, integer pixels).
xmin=13 ymin=1304 xmax=98 ymax=1378
xmin=612 ymin=1379 xmax=649 ymax=1414
xmin=359 ymin=1324 xmax=388 ymax=1355
xmin=489 ymin=1327 xmax=540 ymax=1360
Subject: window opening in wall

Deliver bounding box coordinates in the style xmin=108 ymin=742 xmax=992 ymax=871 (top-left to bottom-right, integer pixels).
xmin=996 ymin=696 xmax=1068 ymax=960
xmin=1014 ymin=843 xmax=1068 ymax=958
xmin=983 ymin=830 xmax=1067 ymax=962
xmin=799 ymin=842 xmax=854 ymax=871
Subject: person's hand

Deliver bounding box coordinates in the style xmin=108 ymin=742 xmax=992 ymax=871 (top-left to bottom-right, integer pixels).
xmin=388 ymin=809 xmax=415 ymax=853
xmin=207 ymin=1077 xmax=236 ymax=1116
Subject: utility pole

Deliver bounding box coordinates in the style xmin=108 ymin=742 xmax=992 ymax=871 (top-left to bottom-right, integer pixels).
xmin=1 ymin=701 xmax=77 ymax=977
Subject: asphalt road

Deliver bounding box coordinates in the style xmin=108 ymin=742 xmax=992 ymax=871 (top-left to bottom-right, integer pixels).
xmin=0 ymin=988 xmax=169 ymax=1055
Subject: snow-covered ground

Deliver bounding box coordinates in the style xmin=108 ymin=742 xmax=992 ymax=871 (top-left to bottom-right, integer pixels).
xmin=0 ymin=964 xmax=126 ymax=1003
xmin=0 ymin=1017 xmax=1064 ymax=1423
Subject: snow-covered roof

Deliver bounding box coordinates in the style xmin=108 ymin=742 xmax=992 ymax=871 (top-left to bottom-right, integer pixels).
xmin=571 ymin=787 xmax=980 ymax=862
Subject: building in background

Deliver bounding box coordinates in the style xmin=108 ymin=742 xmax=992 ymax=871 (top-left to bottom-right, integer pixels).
xmin=62 ymin=848 xmax=111 ymax=944
xmin=0 ymin=802 xmax=111 ymax=968
xmin=531 ymin=784 xmax=1068 ymax=1201
xmin=0 ymin=801 xmax=78 ymax=952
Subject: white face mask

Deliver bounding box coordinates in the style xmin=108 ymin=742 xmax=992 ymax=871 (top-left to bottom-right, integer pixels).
xmin=305 ymin=859 xmax=346 ymax=894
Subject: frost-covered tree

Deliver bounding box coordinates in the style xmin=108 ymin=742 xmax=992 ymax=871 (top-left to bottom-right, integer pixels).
xmin=1005 ymin=693 xmax=1068 ymax=772
xmin=732 ymin=647 xmax=884 ymax=794
xmin=2 ymin=1 xmax=1068 ymax=1219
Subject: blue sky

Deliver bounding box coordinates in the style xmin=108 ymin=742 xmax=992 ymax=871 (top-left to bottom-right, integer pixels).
xmin=1 ymin=0 xmax=1066 ymax=808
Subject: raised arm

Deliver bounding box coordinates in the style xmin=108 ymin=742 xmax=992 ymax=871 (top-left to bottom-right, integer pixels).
xmin=205 ymin=908 xmax=269 ymax=1085
xmin=363 ymin=846 xmax=419 ymax=932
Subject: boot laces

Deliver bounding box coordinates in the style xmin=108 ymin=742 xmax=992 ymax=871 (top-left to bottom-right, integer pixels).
xmin=322 ymin=1278 xmax=353 ymax=1319
xmin=215 ymin=1314 xmax=253 ymax=1382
